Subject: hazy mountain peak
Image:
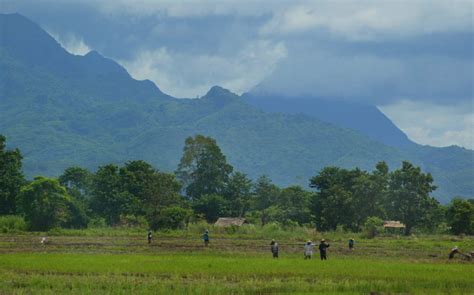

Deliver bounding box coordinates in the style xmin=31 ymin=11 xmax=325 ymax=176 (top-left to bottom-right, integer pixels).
xmin=204 ymin=86 xmax=237 ymax=98
xmin=0 ymin=13 xmax=67 ymax=65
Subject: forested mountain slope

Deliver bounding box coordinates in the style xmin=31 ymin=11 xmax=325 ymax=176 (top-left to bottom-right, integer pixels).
xmin=1 ymin=13 xmax=472 ymax=202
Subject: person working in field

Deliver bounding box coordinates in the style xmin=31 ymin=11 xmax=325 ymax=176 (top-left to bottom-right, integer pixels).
xmin=348 ymin=238 xmax=355 ymax=250
xmin=270 ymin=239 xmax=279 ymax=258
xmin=304 ymin=240 xmax=315 ymax=259
xmin=202 ymin=230 xmax=210 ymax=247
xmin=448 ymin=246 xmax=459 ymax=259
xmin=319 ymin=239 xmax=330 ymax=260
xmin=448 ymin=246 xmax=472 ymax=261
xmin=147 ymin=231 xmax=152 ymax=244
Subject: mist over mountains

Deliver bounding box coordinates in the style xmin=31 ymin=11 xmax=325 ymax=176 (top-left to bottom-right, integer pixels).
xmin=1 ymin=13 xmax=472 ymax=203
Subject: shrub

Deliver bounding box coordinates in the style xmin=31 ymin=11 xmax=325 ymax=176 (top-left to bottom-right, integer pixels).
xmin=119 ymin=215 xmax=148 ymax=228
xmin=149 ymin=206 xmax=192 ymax=230
xmin=0 ymin=215 xmax=27 ymax=233
xmin=88 ymin=217 xmax=107 ymax=228
xmin=363 ymin=216 xmax=384 ymax=239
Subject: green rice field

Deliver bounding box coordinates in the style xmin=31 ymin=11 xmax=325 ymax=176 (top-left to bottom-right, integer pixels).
xmin=0 ymin=231 xmax=473 ymax=294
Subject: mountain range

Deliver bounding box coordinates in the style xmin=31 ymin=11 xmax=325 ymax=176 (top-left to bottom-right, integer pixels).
xmin=1 ymin=13 xmax=472 ymax=203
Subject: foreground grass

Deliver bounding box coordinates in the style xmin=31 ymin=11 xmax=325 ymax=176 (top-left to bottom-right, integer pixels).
xmin=1 ymin=251 xmax=473 ymax=294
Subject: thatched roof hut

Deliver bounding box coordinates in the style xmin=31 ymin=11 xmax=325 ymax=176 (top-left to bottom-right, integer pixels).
xmin=383 ymin=220 xmax=406 ymax=229
xmin=214 ymin=217 xmax=248 ymax=227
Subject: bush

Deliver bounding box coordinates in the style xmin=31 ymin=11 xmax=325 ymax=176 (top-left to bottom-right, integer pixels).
xmin=149 ymin=206 xmax=193 ymax=230
xmin=363 ymin=216 xmax=384 ymax=238
xmin=88 ymin=217 xmax=107 ymax=228
xmin=119 ymin=215 xmax=148 ymax=228
xmin=0 ymin=215 xmax=27 ymax=233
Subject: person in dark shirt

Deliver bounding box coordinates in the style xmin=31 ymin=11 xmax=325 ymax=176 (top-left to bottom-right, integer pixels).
xmin=319 ymin=239 xmax=330 ymax=260
xmin=449 ymin=246 xmax=459 ymax=259
xmin=147 ymin=231 xmax=152 ymax=244
xmin=202 ymin=230 xmax=210 ymax=247
xmin=348 ymin=238 xmax=354 ymax=250
xmin=270 ymin=239 xmax=279 ymax=258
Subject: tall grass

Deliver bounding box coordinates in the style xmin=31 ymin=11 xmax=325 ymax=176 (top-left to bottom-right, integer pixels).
xmin=0 ymin=215 xmax=27 ymax=233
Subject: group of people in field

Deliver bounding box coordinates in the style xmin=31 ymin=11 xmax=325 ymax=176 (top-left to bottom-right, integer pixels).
xmin=270 ymin=238 xmax=347 ymax=260
xmin=145 ymin=230 xmax=472 ymax=262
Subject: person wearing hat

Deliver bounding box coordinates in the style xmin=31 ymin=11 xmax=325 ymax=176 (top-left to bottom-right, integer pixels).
xmin=318 ymin=239 xmax=330 ymax=260
xmin=270 ymin=239 xmax=279 ymax=258
xmin=202 ymin=230 xmax=210 ymax=247
xmin=304 ymin=240 xmax=315 ymax=259
xmin=449 ymin=246 xmax=459 ymax=259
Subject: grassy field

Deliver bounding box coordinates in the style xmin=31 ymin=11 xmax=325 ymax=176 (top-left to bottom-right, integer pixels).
xmin=0 ymin=229 xmax=473 ymax=294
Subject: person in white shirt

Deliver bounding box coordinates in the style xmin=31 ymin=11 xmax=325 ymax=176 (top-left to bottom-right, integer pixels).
xmin=304 ymin=240 xmax=314 ymax=259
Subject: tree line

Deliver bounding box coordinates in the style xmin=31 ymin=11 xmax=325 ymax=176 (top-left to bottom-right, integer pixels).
xmin=1 ymin=134 xmax=473 ymax=235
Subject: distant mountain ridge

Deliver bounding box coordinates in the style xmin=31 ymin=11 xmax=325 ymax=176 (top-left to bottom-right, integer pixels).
xmin=1 ymin=13 xmax=472 ymax=203
xmin=242 ymin=93 xmax=414 ymax=148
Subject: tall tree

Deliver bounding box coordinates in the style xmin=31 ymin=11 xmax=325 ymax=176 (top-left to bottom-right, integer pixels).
xmin=387 ymin=161 xmax=437 ymax=235
xmin=253 ymin=175 xmax=280 ymax=225
xmin=59 ymin=166 xmax=93 ymax=200
xmin=193 ymin=194 xmax=228 ymax=222
xmin=17 ymin=177 xmax=71 ymax=230
xmin=176 ymin=135 xmax=233 ymax=199
xmin=0 ymin=135 xmax=25 ymax=214
xmin=224 ymin=172 xmax=253 ymax=217
xmin=278 ymin=186 xmax=312 ymax=225
xmin=351 ymin=164 xmax=389 ymax=229
xmin=310 ymin=167 xmax=363 ymax=231
xmin=119 ymin=160 xmax=157 ymax=216
xmin=90 ymin=164 xmax=132 ymax=225
xmin=144 ymin=172 xmax=185 ymax=228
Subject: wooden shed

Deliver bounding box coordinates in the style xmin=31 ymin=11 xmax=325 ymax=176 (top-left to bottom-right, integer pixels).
xmin=383 ymin=220 xmax=406 ymax=229
xmin=214 ymin=217 xmax=248 ymax=227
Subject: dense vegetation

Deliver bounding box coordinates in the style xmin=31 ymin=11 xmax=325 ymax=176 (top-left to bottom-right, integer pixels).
xmin=1 ymin=13 xmax=473 ymax=203
xmin=1 ymin=134 xmax=472 ymax=236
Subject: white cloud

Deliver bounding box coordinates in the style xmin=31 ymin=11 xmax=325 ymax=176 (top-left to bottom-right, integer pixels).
xmin=259 ymin=1 xmax=472 ymax=40
xmin=93 ymin=0 xmax=473 ymax=40
xmin=379 ymin=100 xmax=474 ymax=149
xmin=48 ymin=31 xmax=91 ymax=56
xmin=121 ymin=40 xmax=287 ymax=97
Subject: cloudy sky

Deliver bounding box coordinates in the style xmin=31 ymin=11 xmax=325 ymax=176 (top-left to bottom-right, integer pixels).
xmin=1 ymin=0 xmax=473 ymax=149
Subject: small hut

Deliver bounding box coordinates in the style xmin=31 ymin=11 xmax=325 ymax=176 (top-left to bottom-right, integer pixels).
xmin=383 ymin=220 xmax=406 ymax=234
xmin=214 ymin=217 xmax=248 ymax=227
xmin=383 ymin=220 xmax=406 ymax=229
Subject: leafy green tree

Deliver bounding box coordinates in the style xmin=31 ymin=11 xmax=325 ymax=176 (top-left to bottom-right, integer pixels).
xmin=58 ymin=166 xmax=93 ymax=200
xmin=310 ymin=167 xmax=363 ymax=231
xmin=351 ymin=168 xmax=388 ymax=229
xmin=17 ymin=177 xmax=72 ymax=230
xmin=119 ymin=160 xmax=157 ymax=216
xmin=0 ymin=135 xmax=25 ymax=214
xmin=278 ymin=186 xmax=312 ymax=225
xmin=252 ymin=175 xmax=280 ymax=225
xmin=224 ymin=172 xmax=253 ymax=217
xmin=446 ymin=198 xmax=474 ymax=235
xmin=417 ymin=197 xmax=445 ymax=233
xmin=143 ymin=172 xmax=187 ymax=228
xmin=193 ymin=194 xmax=228 ymax=222
xmin=386 ymin=161 xmax=437 ymax=235
xmin=176 ymin=135 xmax=233 ymax=199
xmin=90 ymin=164 xmax=133 ymax=225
